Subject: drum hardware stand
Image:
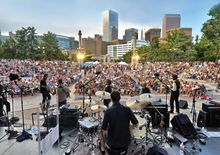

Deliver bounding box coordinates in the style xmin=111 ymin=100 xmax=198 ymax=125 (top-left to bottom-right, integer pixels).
xmin=70 ymin=124 xmax=97 ymax=154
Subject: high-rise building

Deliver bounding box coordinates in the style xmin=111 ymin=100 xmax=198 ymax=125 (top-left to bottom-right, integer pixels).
xmin=141 ymin=28 xmax=150 ymax=40
xmin=145 ymin=28 xmax=161 ymax=42
xmin=124 ymin=28 xmax=138 ymax=42
xmin=108 ymin=40 xmax=148 ymax=58
xmin=103 ymin=10 xmax=118 ymax=42
xmin=162 ymin=14 xmax=181 ymax=38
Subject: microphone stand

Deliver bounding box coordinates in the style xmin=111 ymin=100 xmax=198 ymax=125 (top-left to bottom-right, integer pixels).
xmin=155 ymin=77 xmax=172 ymax=106
xmin=81 ymin=73 xmax=100 ymax=115
xmin=16 ymin=85 xmax=32 ymax=142
xmin=9 ymin=88 xmax=19 ymax=124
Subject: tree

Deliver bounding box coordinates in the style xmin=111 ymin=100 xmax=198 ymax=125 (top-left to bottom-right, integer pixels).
xmin=15 ymin=26 xmax=39 ymax=59
xmin=41 ymin=32 xmax=65 ymax=60
xmin=201 ymin=3 xmax=220 ymax=61
xmin=165 ymin=29 xmax=193 ymax=61
xmin=2 ymin=37 xmax=17 ymax=59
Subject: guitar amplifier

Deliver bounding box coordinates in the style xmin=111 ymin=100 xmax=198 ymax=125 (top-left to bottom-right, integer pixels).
xmin=60 ymin=108 xmax=79 ymax=128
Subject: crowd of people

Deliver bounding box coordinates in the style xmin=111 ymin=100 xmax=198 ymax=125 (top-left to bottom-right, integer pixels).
xmin=0 ymin=60 xmax=220 ymax=99
xmin=0 ymin=59 xmax=80 ymax=96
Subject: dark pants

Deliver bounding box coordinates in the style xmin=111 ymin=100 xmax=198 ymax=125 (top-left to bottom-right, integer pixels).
xmin=42 ymin=92 xmax=51 ymax=109
xmin=107 ymin=146 xmax=127 ymax=155
xmin=170 ymin=92 xmax=179 ymax=113
xmin=0 ymin=98 xmax=10 ymax=116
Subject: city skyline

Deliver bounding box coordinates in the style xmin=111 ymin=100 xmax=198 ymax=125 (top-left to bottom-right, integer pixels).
xmin=0 ymin=0 xmax=219 ymax=39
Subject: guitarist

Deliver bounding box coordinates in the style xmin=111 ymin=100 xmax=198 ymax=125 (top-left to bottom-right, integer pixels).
xmin=169 ymin=74 xmax=180 ymax=113
xmin=40 ymin=74 xmax=51 ymax=110
xmin=57 ymin=79 xmax=70 ymax=107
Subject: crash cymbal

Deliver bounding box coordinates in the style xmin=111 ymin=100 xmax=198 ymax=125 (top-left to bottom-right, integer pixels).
xmin=95 ymin=91 xmax=111 ymax=99
xmin=85 ymin=99 xmax=96 ymax=105
xmin=126 ymin=99 xmax=141 ymax=110
xmin=139 ymin=93 xmax=161 ymax=103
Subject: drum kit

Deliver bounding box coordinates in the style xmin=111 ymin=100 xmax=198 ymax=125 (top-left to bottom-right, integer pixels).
xmin=70 ymin=92 xmax=166 ymax=155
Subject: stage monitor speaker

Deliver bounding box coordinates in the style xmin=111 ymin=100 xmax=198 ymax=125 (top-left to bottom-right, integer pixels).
xmin=197 ymin=110 xmax=207 ymax=127
xmin=171 ymin=113 xmax=196 ymax=138
xmin=179 ymin=100 xmax=188 ymax=109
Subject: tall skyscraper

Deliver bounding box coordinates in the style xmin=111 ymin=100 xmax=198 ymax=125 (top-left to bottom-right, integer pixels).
xmin=125 ymin=28 xmax=138 ymax=42
xmin=103 ymin=10 xmax=118 ymax=42
xmin=162 ymin=14 xmax=181 ymax=38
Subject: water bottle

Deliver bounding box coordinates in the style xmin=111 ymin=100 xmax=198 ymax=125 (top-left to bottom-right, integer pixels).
xmin=179 ymin=142 xmax=184 ymax=155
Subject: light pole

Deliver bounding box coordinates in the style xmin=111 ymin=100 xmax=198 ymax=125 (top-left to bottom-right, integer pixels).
xmin=38 ymin=46 xmax=45 ymax=60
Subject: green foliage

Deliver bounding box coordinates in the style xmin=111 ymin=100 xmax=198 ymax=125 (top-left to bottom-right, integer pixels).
xmin=201 ymin=3 xmax=220 ymax=61
xmin=40 ymin=31 xmax=64 ymax=60
xmin=15 ymin=26 xmax=39 ymax=59
xmin=2 ymin=37 xmax=16 ymax=59
xmin=0 ymin=27 xmax=67 ymax=60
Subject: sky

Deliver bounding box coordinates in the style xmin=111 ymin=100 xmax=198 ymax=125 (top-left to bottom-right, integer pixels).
xmin=0 ymin=0 xmax=219 ymax=39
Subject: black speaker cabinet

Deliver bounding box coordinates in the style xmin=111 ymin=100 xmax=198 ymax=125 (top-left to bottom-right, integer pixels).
xmin=60 ymin=108 xmax=79 ymax=128
xmin=171 ymin=113 xmax=196 ymax=138
xmin=179 ymin=100 xmax=188 ymax=109
xmin=148 ymin=105 xmax=169 ymax=127
xmin=197 ymin=110 xmax=207 ymax=127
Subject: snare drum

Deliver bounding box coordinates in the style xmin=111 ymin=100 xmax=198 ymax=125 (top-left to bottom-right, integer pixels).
xmin=78 ymin=117 xmax=99 ymax=134
xmin=131 ymin=114 xmax=146 ymax=139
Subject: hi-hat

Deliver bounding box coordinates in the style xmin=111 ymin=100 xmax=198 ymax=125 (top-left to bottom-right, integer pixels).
xmin=139 ymin=93 xmax=161 ymax=103
xmin=95 ymin=91 xmax=110 ymax=99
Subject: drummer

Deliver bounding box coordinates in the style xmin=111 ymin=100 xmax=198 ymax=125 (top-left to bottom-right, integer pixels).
xmin=101 ymin=91 xmax=138 ymax=155
xmin=103 ymin=79 xmax=112 ymax=107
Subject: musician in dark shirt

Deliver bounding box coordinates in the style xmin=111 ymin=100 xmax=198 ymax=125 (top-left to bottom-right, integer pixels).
xmin=40 ymin=74 xmax=51 ymax=110
xmin=103 ymin=79 xmax=112 ymax=107
xmin=101 ymin=91 xmax=138 ymax=155
xmin=169 ymin=74 xmax=180 ymax=113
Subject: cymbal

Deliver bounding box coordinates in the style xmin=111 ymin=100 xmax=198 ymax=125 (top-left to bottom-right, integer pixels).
xmin=126 ymin=99 xmax=141 ymax=110
xmin=85 ymin=99 xmax=96 ymax=105
xmin=139 ymin=93 xmax=161 ymax=103
xmin=95 ymin=91 xmax=111 ymax=99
